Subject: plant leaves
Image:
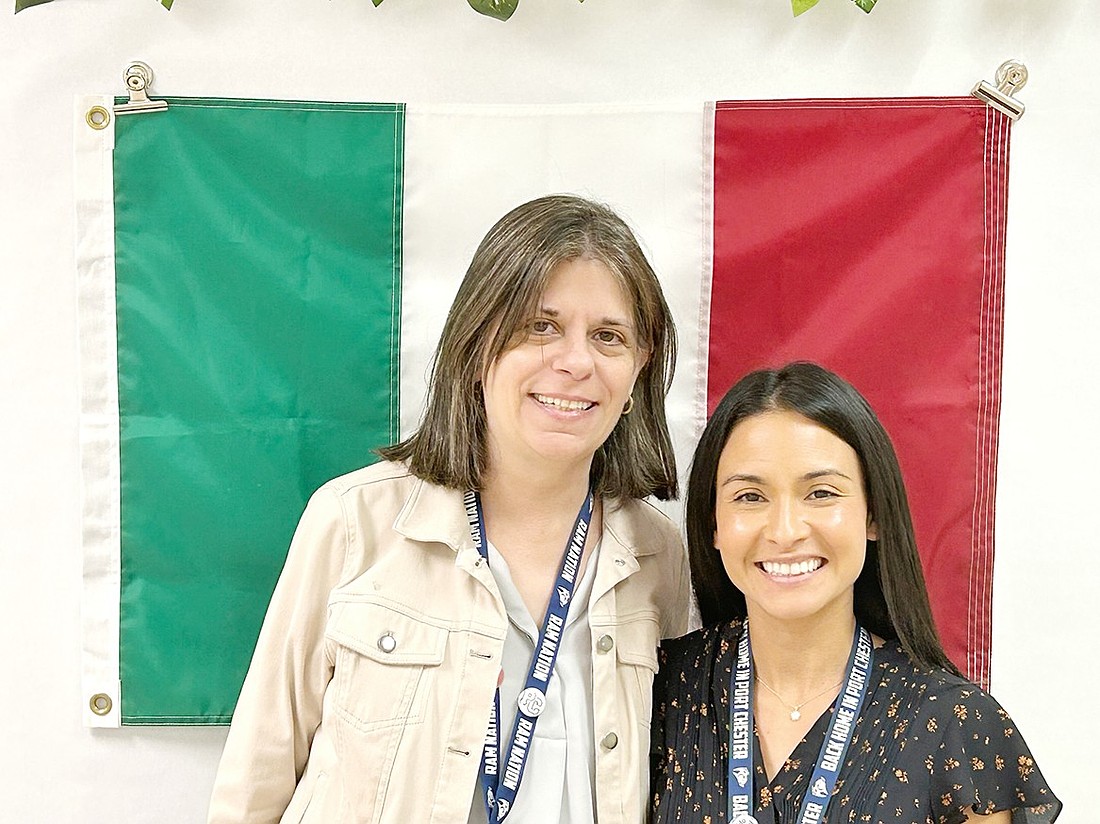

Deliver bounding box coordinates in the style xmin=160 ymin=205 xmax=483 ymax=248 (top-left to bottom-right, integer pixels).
xmin=15 ymin=0 xmax=56 ymax=12
xmin=852 ymin=0 xmax=877 ymax=11
xmin=15 ymin=0 xmax=172 ymax=14
xmin=467 ymin=0 xmax=519 ymax=21
xmin=792 ymin=0 xmax=821 ymax=16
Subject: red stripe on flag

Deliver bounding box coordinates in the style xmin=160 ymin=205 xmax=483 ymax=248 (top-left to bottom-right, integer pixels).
xmin=708 ymin=98 xmax=1012 ymax=685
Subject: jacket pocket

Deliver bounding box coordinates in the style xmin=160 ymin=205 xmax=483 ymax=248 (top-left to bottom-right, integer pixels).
xmin=326 ymin=599 xmax=448 ymax=732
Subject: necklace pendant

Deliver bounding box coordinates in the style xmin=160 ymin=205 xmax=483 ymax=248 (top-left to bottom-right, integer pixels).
xmin=789 ymin=709 xmax=801 ymax=721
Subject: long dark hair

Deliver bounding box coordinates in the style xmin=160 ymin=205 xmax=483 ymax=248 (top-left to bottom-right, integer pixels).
xmin=686 ymin=361 xmax=959 ymax=674
xmin=380 ymin=194 xmax=678 ymax=500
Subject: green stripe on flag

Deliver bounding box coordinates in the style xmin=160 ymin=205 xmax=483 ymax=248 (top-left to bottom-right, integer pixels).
xmin=113 ymin=98 xmax=404 ymax=724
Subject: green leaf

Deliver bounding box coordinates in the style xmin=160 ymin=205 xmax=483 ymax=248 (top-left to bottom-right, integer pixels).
xmin=15 ymin=0 xmax=56 ymax=12
xmin=792 ymin=0 xmax=820 ymax=16
xmin=372 ymin=0 xmax=384 ymax=6
xmin=467 ymin=0 xmax=519 ymax=21
xmin=852 ymin=0 xmax=878 ymax=11
xmin=160 ymin=0 xmax=172 ymax=8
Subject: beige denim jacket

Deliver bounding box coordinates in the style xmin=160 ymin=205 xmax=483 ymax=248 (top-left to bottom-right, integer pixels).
xmin=207 ymin=461 xmax=690 ymax=824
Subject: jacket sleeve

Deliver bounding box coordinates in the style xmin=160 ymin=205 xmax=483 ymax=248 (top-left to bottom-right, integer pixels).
xmin=664 ymin=533 xmax=692 ymax=639
xmin=653 ymin=509 xmax=691 ymax=640
xmin=207 ymin=485 xmax=350 ymax=824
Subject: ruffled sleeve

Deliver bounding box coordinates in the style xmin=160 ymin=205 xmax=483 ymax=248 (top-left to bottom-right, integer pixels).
xmin=929 ymin=684 xmax=1061 ymax=824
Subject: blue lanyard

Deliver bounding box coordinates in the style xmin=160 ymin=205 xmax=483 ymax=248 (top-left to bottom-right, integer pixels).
xmin=464 ymin=489 xmax=594 ymax=824
xmin=727 ymin=622 xmax=873 ymax=824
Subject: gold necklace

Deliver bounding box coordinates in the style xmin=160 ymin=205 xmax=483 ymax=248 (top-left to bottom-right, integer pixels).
xmin=755 ymin=674 xmax=844 ymax=722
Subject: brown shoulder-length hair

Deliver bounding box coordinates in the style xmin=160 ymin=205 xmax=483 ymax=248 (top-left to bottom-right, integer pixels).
xmin=686 ymin=362 xmax=960 ymax=674
xmin=379 ymin=194 xmax=678 ymax=501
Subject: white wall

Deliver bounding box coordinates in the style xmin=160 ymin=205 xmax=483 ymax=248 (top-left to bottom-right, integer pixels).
xmin=1 ymin=1 xmax=1092 ymax=820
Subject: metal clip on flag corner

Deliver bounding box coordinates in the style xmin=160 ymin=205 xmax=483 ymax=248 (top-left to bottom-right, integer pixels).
xmin=113 ymin=61 xmax=168 ymax=117
xmin=971 ymin=60 xmax=1028 ymax=122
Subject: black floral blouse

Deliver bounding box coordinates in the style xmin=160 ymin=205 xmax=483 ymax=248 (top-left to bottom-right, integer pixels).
xmin=650 ymin=620 xmax=1060 ymax=824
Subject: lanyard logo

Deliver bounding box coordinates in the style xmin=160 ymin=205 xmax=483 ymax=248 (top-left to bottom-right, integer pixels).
xmin=731 ymin=766 xmax=750 ymax=788
xmin=516 ymin=687 xmax=546 ymax=717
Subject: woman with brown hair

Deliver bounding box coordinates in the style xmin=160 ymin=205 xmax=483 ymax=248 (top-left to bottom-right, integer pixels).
xmin=208 ymin=194 xmax=689 ymax=823
xmin=651 ymin=362 xmax=1060 ymax=824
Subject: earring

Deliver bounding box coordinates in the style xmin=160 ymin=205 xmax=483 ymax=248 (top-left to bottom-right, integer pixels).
xmin=622 ymin=395 xmax=634 ymax=415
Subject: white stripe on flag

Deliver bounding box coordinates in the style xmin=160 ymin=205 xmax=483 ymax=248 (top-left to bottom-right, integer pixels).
xmin=75 ymin=93 xmax=122 ymax=728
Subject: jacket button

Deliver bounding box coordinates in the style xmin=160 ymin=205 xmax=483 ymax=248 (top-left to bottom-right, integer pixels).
xmin=596 ymin=634 xmax=614 ymax=653
xmin=377 ymin=633 xmax=397 ymax=653
xmin=601 ymin=732 xmax=619 ymax=750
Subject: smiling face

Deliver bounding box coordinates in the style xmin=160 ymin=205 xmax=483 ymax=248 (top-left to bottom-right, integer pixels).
xmin=481 ymin=256 xmax=646 ymax=476
xmin=713 ymin=409 xmax=877 ymax=627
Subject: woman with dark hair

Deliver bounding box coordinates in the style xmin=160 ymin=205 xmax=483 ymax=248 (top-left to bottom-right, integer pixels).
xmin=651 ymin=362 xmax=1060 ymax=824
xmin=208 ymin=195 xmax=689 ymax=824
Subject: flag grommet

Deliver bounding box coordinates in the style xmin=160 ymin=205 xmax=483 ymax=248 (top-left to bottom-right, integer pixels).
xmin=86 ymin=106 xmax=110 ymax=131
xmin=89 ymin=693 xmax=113 ymax=716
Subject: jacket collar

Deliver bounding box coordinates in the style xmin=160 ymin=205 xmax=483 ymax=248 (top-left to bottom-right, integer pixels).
xmin=601 ymin=499 xmax=666 ymax=558
xmin=392 ymin=476 xmax=474 ymax=554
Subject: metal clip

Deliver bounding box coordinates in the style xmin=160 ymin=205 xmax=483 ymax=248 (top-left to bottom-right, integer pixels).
xmin=971 ymin=60 xmax=1028 ymax=122
xmin=113 ymin=62 xmax=168 ymax=117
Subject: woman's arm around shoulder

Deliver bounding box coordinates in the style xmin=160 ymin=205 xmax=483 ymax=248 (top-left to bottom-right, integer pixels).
xmin=207 ymin=484 xmax=351 ymax=824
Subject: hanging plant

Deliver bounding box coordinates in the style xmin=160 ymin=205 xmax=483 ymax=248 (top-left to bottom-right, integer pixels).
xmin=466 ymin=0 xmax=523 ymax=22
xmin=15 ymin=0 xmax=875 ymax=18
xmin=795 ymin=0 xmax=877 ymax=14
xmin=372 ymin=0 xmax=525 ymax=22
xmin=15 ymin=0 xmax=172 ymax=8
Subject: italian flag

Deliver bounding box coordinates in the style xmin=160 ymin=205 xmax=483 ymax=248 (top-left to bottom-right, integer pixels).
xmin=75 ymin=95 xmax=1011 ymax=726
